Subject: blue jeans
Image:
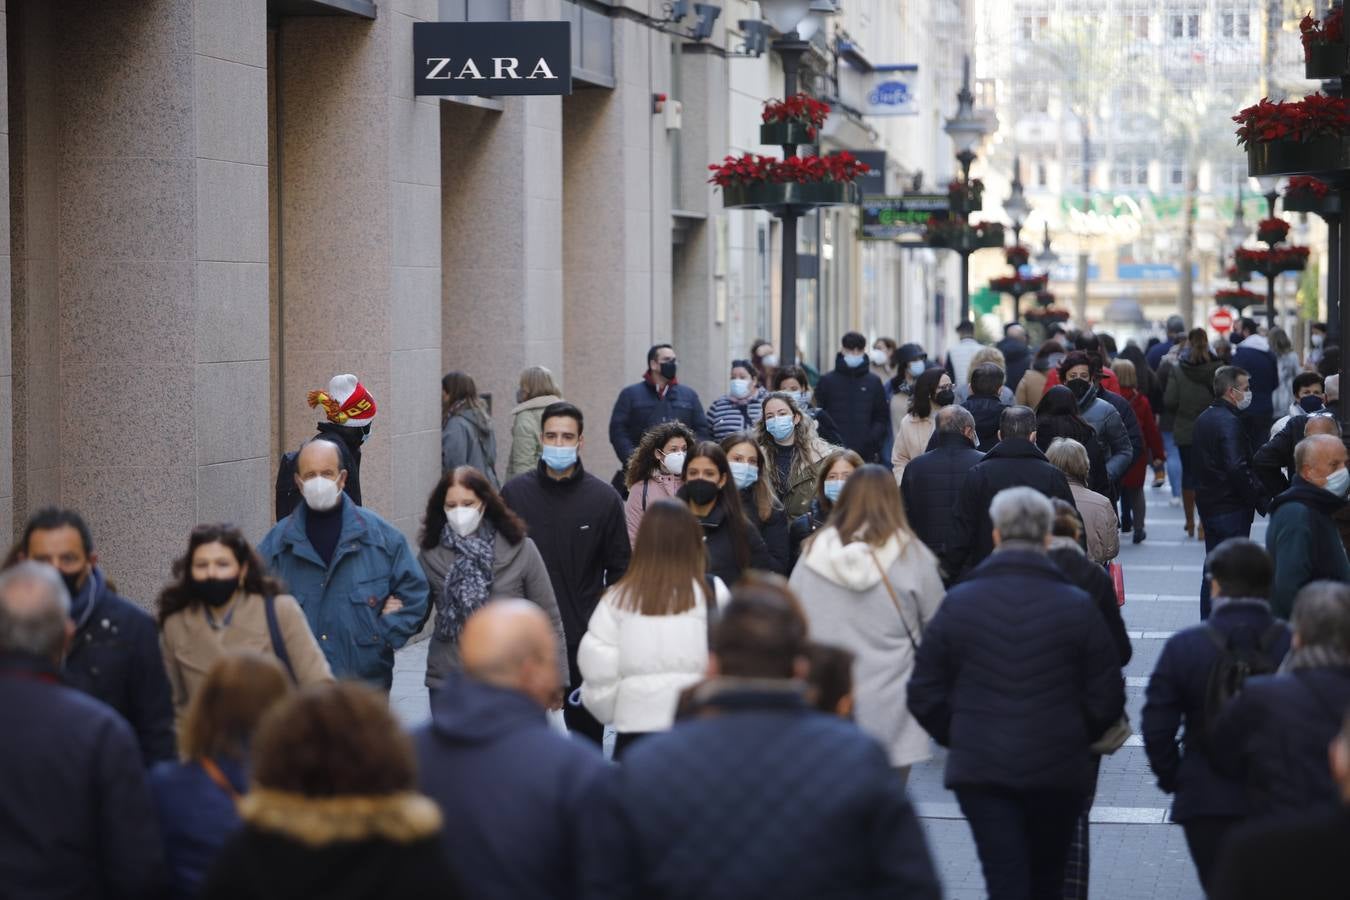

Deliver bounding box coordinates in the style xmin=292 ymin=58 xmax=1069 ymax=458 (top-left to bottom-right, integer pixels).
xmin=955 ymin=786 xmax=1083 ymax=900
xmin=1162 ymin=431 xmax=1182 ymax=498
xmin=1197 ymin=507 xmax=1255 ymax=618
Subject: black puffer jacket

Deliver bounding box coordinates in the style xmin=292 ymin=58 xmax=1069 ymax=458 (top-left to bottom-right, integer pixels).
xmin=698 ymin=501 xmax=772 ymax=587
xmin=900 ymin=431 xmax=984 ymax=569
xmin=1099 ymin=388 xmax=1144 ymax=471
xmin=813 ymin=354 xmax=889 ymax=461
xmin=788 ymin=499 xmax=828 ymax=569
xmin=741 ymin=488 xmax=790 ymax=575
xmin=1047 ymin=542 xmax=1132 ymax=667
xmin=996 ymin=337 xmax=1031 ymax=393
xmin=1193 ymin=400 xmax=1268 ymax=517
xmin=941 ymin=439 xmax=1077 ymax=577
xmin=907 ymin=548 xmax=1126 ymax=793
xmin=1212 ymin=664 xmax=1350 ymax=818
xmin=962 ymin=395 xmax=1005 ymax=453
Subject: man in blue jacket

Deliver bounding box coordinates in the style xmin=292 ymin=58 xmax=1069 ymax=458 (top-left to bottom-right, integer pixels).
xmin=1231 ymin=318 xmax=1280 ymax=449
xmin=813 ymin=331 xmax=890 ymax=461
xmin=0 ymin=562 xmax=166 ymax=898
xmin=415 ymin=601 xmax=607 ymax=900
xmin=588 ymin=584 xmax=940 ymax=900
xmin=1266 ymin=435 xmax=1350 ymax=617
xmin=1141 ymin=538 xmax=1291 ymax=893
xmin=12 ymin=508 xmax=175 ymax=764
xmin=608 ymin=343 xmax=711 ymax=467
xmin=258 ymin=437 xmax=428 ymax=689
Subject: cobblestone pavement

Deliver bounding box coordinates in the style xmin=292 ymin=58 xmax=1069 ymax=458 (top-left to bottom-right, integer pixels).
xmin=390 ymin=486 xmax=1245 ymax=899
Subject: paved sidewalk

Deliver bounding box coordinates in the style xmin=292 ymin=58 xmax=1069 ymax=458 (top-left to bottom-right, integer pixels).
xmin=390 ymin=485 xmax=1239 ymax=899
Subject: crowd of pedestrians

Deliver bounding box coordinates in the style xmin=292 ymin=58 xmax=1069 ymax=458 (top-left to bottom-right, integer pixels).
xmin=1 ymin=312 xmax=1347 ymax=900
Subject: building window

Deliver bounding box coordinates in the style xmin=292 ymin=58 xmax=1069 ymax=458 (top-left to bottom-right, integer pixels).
xmin=1171 ymin=14 xmax=1183 ymax=38
xmin=1238 ymin=12 xmax=1250 ymax=37
xmin=1036 ymin=160 xmax=1048 ymax=187
xmin=1171 ymin=11 xmax=1200 ymax=39
xmin=1124 ymin=13 xmax=1149 ymax=39
xmin=1171 ymin=165 xmax=1185 ymax=186
xmin=1021 ymin=16 xmax=1033 ymax=40
xmin=1221 ymin=12 xmax=1233 ymax=37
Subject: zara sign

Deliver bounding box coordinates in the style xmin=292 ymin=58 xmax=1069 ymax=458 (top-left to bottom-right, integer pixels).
xmin=413 ymin=21 xmax=571 ymax=97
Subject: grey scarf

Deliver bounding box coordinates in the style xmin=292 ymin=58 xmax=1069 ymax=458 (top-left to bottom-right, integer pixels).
xmin=436 ymin=519 xmax=495 ymax=644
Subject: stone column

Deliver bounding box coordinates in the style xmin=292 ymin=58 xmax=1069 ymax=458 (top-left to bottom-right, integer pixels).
xmin=276 ymin=1 xmax=442 ymax=540
xmin=562 ymin=19 xmax=673 ymax=471
xmin=0 ymin=0 xmax=11 ymax=549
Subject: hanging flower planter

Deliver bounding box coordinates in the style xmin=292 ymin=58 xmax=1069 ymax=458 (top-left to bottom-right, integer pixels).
xmin=1302 ymin=9 xmax=1346 ymax=79
xmin=760 ymin=121 xmax=817 ymax=146
xmin=1025 ymin=307 xmax=1070 ymax=323
xmin=1215 ymin=288 xmax=1262 ymax=312
xmin=1283 ymin=176 xmax=1342 ymax=215
xmin=759 ymin=94 xmax=830 ymax=147
xmin=721 ymin=180 xmax=860 ymax=209
xmin=710 ymin=152 xmax=869 ymax=211
xmin=1234 ymin=246 xmax=1312 ymax=275
xmin=1236 ymin=94 xmax=1350 ymax=177
xmin=1005 ymin=245 xmax=1031 ymax=267
xmin=1225 ymin=264 xmax=1252 ymax=285
xmin=1256 ymin=217 xmax=1291 ymax=244
xmin=989 ymin=274 xmax=1048 ymax=296
xmin=948 ymin=177 xmax=984 ymax=212
xmin=975 ymin=221 xmax=1005 ymax=248
xmin=1035 ymin=290 xmax=1055 ymax=308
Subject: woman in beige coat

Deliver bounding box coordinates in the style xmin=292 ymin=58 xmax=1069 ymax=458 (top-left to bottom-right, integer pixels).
xmin=505 ymin=366 xmax=563 ymax=479
xmin=1045 ymin=437 xmax=1120 ymax=563
xmin=159 ymin=525 xmax=332 ymax=720
xmin=789 ymin=464 xmax=944 ymax=780
xmin=891 ymin=368 xmax=953 ymax=482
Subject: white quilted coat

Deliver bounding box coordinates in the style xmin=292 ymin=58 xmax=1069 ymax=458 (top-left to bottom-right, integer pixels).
xmin=578 ymin=578 xmax=729 ymax=733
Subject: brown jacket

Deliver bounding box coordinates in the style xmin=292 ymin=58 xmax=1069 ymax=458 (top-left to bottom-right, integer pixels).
xmin=1070 ymin=483 xmax=1120 ymax=564
xmin=161 ymin=592 xmax=334 ymax=718
xmin=1014 ymin=369 xmax=1048 ymax=407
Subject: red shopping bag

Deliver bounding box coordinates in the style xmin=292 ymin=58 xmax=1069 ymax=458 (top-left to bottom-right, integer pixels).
xmin=1109 ymin=562 xmax=1125 ymax=607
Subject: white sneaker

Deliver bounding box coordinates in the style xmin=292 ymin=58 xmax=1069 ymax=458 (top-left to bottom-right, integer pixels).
xmin=1169 ymin=497 xmax=1181 ymax=507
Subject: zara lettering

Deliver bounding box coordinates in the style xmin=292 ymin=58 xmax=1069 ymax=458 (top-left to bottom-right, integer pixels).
xmin=424 ymin=57 xmax=558 ymax=81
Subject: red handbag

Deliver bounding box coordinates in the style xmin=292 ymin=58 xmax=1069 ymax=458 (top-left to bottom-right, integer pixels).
xmin=1109 ymin=562 xmax=1125 ymax=607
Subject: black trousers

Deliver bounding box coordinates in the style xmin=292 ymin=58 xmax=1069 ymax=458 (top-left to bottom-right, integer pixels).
xmin=1182 ymin=815 xmax=1243 ymax=894
xmin=613 ymin=731 xmax=651 ymax=760
xmin=956 ymin=786 xmax=1084 ymax=900
xmin=563 ymin=699 xmax=605 ymax=746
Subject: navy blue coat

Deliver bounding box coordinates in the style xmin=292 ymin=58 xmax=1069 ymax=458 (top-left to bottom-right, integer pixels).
xmin=149 ymin=757 xmax=248 ymax=900
xmin=63 ymin=568 xmax=176 ymax=765
xmin=0 ymin=654 xmax=166 ymax=898
xmin=587 ymin=681 xmax=941 ymax=900
xmin=962 ymin=395 xmax=1005 ymax=453
xmin=608 ymin=379 xmax=711 ymax=465
xmin=1193 ymin=400 xmax=1269 ymax=517
xmin=813 ymin=354 xmax=889 ymax=461
xmin=414 ymin=673 xmax=608 ymax=900
xmin=907 ymin=549 xmax=1126 ymax=794
xmin=1212 ymin=664 xmax=1350 ymax=818
xmin=1140 ymin=601 xmax=1291 ymax=822
xmin=901 ymin=431 xmax=984 ymax=567
xmin=1234 ymin=342 xmax=1279 ymax=421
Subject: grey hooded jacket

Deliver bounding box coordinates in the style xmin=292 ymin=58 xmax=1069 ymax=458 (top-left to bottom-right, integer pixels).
xmin=442 ymin=406 xmax=500 ymax=488
xmin=1078 ymin=389 xmax=1133 ymax=484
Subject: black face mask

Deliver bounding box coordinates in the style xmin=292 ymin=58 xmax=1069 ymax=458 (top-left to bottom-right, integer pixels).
xmin=1299 ymin=395 xmax=1326 ymax=413
xmin=1067 ymin=379 xmax=1092 ymax=400
xmin=934 ymin=388 xmax=956 ymax=408
xmin=681 ymin=479 xmax=721 ymax=506
xmin=192 ymin=577 xmax=240 ymax=608
xmin=659 ymin=361 xmax=678 ymax=381
xmin=61 ymin=570 xmax=85 ymax=599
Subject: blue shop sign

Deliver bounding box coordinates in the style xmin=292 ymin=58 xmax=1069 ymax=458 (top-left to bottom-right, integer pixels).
xmin=1117 ymin=262 xmax=1200 ymax=280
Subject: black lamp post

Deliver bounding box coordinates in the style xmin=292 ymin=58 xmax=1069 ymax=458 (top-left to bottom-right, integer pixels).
xmin=1005 ymin=154 xmax=1030 ymax=248
xmin=944 ymin=57 xmax=992 ymax=323
xmin=1256 ymin=176 xmax=1282 ymax=327
xmin=760 ymin=0 xmax=836 ymax=367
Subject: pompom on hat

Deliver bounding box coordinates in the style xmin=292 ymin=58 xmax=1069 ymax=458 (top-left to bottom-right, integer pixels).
xmin=308 ymin=374 xmax=377 ymax=427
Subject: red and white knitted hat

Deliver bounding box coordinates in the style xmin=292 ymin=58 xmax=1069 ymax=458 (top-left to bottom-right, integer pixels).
xmin=308 ymin=374 xmax=377 ymax=427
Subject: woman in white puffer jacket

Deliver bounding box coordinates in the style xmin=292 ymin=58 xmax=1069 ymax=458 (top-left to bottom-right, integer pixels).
xmin=578 ymin=499 xmax=730 ymax=759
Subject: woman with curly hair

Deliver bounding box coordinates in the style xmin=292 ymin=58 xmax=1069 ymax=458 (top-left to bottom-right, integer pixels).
xmin=159 ymin=525 xmax=332 ymax=719
xmin=754 ymin=393 xmax=838 ymax=519
xmin=622 ymin=421 xmax=697 ymax=545
xmin=418 ymin=466 xmax=566 ymax=691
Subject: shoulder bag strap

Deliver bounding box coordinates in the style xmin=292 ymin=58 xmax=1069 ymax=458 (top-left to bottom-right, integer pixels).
xmin=263 ymin=595 xmax=299 ymax=685
xmin=199 ymin=757 xmax=241 ymax=803
xmin=642 ymin=479 xmax=650 ymax=511
xmin=869 ymin=549 xmax=920 ymax=652
xmin=702 ymin=574 xmax=719 ymax=648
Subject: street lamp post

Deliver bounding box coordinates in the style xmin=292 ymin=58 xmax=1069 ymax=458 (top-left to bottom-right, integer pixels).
xmin=944 ymin=56 xmax=992 ymax=323
xmin=1004 ymin=155 xmax=1031 ymax=320
xmin=761 ymin=0 xmax=835 ymax=367
xmin=1257 ymin=176 xmax=1281 ymax=327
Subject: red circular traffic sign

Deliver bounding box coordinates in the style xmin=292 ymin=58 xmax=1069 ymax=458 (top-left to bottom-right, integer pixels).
xmin=1210 ymin=309 xmax=1234 ymax=334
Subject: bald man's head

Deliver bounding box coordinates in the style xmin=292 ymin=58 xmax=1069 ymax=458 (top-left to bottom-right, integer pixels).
xmin=1305 ymin=415 xmax=1342 ymax=439
xmin=459 ymin=600 xmax=560 ymax=709
xmin=0 ymin=561 xmax=73 ymax=663
xmin=1296 ymin=433 xmax=1348 ymax=493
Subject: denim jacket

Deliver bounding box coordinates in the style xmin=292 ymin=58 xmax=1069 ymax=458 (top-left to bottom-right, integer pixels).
xmin=258 ymin=498 xmax=428 ymax=688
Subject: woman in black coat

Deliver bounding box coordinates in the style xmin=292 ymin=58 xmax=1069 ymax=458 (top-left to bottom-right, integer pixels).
xmin=1037 ymin=386 xmax=1112 ymax=498
xmin=201 ymin=683 xmax=461 ymax=900
xmin=678 ymin=442 xmax=771 ymax=587
xmin=722 ymin=432 xmax=790 ymax=574
xmin=788 ymin=448 xmax=864 ymax=568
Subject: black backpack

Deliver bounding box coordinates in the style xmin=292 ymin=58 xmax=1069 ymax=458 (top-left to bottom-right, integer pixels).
xmin=1199 ymin=622 xmax=1284 ymax=747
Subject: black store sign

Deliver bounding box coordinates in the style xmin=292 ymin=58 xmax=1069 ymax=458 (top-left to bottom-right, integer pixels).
xmin=414 ymin=21 xmax=572 ymax=97
xmin=860 ymin=194 xmax=949 ymax=241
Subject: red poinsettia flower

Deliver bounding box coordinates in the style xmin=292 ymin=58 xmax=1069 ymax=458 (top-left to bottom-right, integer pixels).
xmin=1215 ymin=288 xmax=1262 ymax=304
xmin=1005 ymin=245 xmax=1031 ymax=267
xmin=1234 ymin=246 xmax=1312 ymax=272
xmin=1287 ymin=175 xmax=1332 ymax=197
xmin=1234 ymin=93 xmax=1350 ymax=148
xmin=707 ymin=152 xmax=869 ymax=187
xmin=762 ymin=94 xmax=832 ymax=137
xmin=1301 ymin=8 xmax=1345 ymax=55
xmin=1256 ymin=217 xmax=1292 ymax=242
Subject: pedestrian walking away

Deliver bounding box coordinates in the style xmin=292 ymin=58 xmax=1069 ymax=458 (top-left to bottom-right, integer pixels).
xmin=506 ymin=366 xmax=564 ymax=479
xmin=501 ymin=402 xmax=630 ymax=746
xmin=900 ymin=406 xmax=984 ymax=580
xmin=441 ymin=371 xmax=500 ymax=489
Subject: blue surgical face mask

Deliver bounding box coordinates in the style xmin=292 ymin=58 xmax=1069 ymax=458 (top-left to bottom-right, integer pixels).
xmin=843 ymin=353 xmax=867 ymax=368
xmin=729 ymin=378 xmax=751 ymax=398
xmin=765 ymin=415 xmax=795 ymax=441
xmin=730 ymin=461 xmax=759 ymax=490
xmin=790 ymin=391 xmax=811 ymax=407
xmin=540 ymin=444 xmax=578 ymax=472
xmin=908 ymin=360 xmax=926 ymax=378
xmin=823 ymin=479 xmax=845 ymax=502
xmin=1324 ymin=466 xmax=1350 ymax=498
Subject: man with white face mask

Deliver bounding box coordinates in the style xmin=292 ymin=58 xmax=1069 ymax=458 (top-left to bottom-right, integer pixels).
xmin=1192 ymin=366 xmax=1270 ymax=618
xmin=258 ymin=438 xmax=429 ymax=688
xmin=1266 ymin=435 xmax=1350 ymax=618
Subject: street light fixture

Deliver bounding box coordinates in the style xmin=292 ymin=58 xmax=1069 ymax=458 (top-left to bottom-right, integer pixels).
xmin=794 ymin=0 xmax=836 ymax=40
xmin=1227 ymin=182 xmax=1248 ymax=251
xmin=757 ymin=0 xmax=811 ymax=34
xmin=1036 ymin=223 xmax=1059 ymax=270
xmin=1255 ymin=175 xmax=1281 ymax=217
xmin=944 ymin=56 xmax=993 ymax=322
xmin=1004 ymin=154 xmax=1031 ymax=246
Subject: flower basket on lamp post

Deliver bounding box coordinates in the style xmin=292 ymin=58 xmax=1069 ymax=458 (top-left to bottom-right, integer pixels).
xmin=721 ymin=180 xmax=860 ymax=210
xmin=760 ymin=94 xmax=830 ymax=147
xmin=1302 ymin=9 xmax=1346 ymax=79
xmin=1257 ymin=217 xmax=1291 ymax=245
xmin=975 ymin=221 xmax=1006 ymax=248
xmin=1234 ymin=246 xmax=1312 ymax=275
xmin=1215 ymin=288 xmax=1262 ymax=313
xmin=1283 ymin=176 xmax=1341 ymax=214
xmin=948 ymin=178 xmax=984 ymax=212
xmin=711 ymin=152 xmax=869 ymax=212
xmin=1237 ymin=94 xmax=1350 ymax=177
xmin=1005 ymin=245 xmax=1031 ymax=267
